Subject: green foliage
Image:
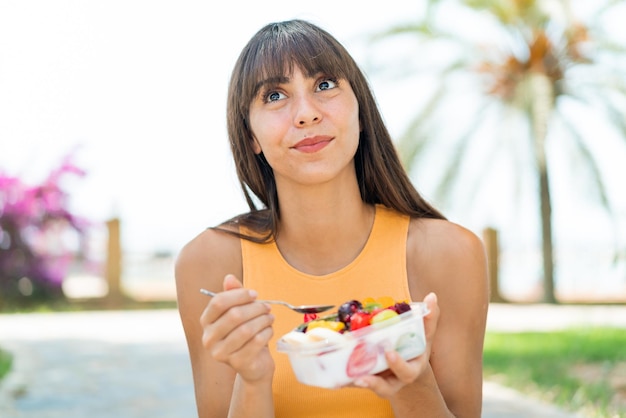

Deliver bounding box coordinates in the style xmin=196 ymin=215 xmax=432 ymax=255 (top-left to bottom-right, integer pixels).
xmin=0 ymin=347 xmax=13 ymax=381
xmin=484 ymin=328 xmax=626 ymax=417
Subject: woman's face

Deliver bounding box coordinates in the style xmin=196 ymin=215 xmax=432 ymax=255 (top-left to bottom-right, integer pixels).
xmin=248 ymin=66 xmax=360 ymax=189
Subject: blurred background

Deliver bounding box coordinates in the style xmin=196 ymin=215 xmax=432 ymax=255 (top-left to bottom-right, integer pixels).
xmin=1 ymin=0 xmax=625 ymax=307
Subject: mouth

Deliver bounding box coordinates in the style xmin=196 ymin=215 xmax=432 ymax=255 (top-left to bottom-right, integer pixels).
xmin=292 ymin=136 xmax=333 ymax=153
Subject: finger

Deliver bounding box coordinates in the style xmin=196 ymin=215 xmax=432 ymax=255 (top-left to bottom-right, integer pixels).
xmin=223 ymin=273 xmax=244 ymax=291
xmin=211 ymin=309 xmax=275 ymax=361
xmin=384 ymin=350 xmax=421 ymax=384
xmin=200 ymin=285 xmax=258 ymax=326
xmin=353 ymin=373 xmax=401 ymax=398
xmin=225 ymin=324 xmax=275 ymax=372
xmin=423 ymin=292 xmax=439 ymax=344
xmin=202 ymin=300 xmax=270 ymax=349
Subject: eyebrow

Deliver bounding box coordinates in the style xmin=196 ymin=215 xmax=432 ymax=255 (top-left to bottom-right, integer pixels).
xmin=253 ymin=75 xmax=290 ymax=95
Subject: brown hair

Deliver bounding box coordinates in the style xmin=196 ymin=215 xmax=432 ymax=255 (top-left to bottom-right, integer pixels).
xmin=220 ymin=19 xmax=444 ymax=242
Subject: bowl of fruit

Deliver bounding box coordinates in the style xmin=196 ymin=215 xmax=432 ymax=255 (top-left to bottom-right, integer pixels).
xmin=277 ymin=297 xmax=428 ymax=388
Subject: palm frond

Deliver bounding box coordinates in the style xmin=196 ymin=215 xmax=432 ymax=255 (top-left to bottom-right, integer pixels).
xmin=557 ymin=111 xmax=612 ymax=213
xmin=396 ymin=60 xmax=475 ymax=170
xmin=433 ymin=101 xmax=495 ymax=205
xmin=579 ymin=78 xmax=626 ymax=145
xmin=397 ymin=90 xmax=448 ymax=170
xmin=493 ymin=106 xmax=533 ymax=212
xmin=557 ymin=107 xmax=624 ymax=261
xmin=602 ymin=99 xmax=626 ymax=145
xmin=594 ymin=0 xmax=626 ymax=17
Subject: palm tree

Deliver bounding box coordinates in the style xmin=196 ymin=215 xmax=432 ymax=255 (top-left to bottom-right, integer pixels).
xmin=369 ymin=0 xmax=626 ymax=302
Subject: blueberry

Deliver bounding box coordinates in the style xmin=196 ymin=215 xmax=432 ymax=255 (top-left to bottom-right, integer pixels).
xmin=338 ymin=300 xmax=363 ymax=324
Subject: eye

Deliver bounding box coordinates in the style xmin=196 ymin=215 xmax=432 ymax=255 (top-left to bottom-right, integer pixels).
xmin=263 ymin=90 xmax=286 ymax=103
xmin=317 ymin=78 xmax=338 ymax=91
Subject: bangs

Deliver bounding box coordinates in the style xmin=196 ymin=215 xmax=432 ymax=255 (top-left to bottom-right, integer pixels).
xmin=241 ymin=21 xmax=349 ymax=105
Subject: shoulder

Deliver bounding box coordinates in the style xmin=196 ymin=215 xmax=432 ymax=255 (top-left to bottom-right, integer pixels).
xmin=175 ymin=226 xmax=243 ymax=316
xmin=408 ymin=218 xmax=485 ymax=264
xmin=176 ymin=225 xmax=241 ymax=268
xmin=406 ymin=217 xmax=488 ymax=302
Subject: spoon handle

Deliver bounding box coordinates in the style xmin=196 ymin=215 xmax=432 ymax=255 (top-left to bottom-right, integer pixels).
xmin=257 ymin=299 xmax=291 ymax=308
xmin=199 ymin=288 xmax=217 ymax=297
xmin=199 ymin=288 xmax=284 ymax=307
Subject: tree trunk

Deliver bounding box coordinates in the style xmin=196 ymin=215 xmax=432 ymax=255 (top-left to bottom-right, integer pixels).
xmin=483 ymin=227 xmax=506 ymax=302
xmin=529 ymin=73 xmax=557 ymax=303
xmin=105 ymin=218 xmax=124 ymax=306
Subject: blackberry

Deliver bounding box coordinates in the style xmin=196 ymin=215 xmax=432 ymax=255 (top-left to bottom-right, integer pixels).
xmin=392 ymin=302 xmax=412 ymax=315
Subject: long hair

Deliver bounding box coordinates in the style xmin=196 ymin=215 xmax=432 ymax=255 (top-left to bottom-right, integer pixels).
xmin=221 ymin=19 xmax=444 ymax=242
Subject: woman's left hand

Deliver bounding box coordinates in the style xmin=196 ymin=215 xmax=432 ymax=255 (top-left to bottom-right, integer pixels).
xmin=351 ymin=292 xmax=440 ymax=398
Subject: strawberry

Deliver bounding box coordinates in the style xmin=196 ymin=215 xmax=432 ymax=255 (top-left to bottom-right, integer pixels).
xmin=303 ymin=313 xmax=318 ymax=323
xmin=346 ymin=341 xmax=378 ymax=377
xmin=349 ymin=311 xmax=373 ymax=331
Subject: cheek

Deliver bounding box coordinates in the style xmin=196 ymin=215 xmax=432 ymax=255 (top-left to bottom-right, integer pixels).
xmin=348 ymin=104 xmax=361 ymax=140
xmin=249 ymin=114 xmax=289 ymax=157
xmin=248 ymin=117 xmax=266 ymax=155
xmin=248 ymin=110 xmax=276 ymax=155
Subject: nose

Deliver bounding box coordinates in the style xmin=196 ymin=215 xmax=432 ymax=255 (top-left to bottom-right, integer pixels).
xmin=294 ymin=95 xmax=321 ymax=126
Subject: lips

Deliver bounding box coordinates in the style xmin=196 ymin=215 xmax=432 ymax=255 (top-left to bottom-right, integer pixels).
xmin=292 ymin=136 xmax=333 ymax=153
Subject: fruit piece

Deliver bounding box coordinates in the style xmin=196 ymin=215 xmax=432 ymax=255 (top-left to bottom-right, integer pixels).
xmin=337 ymin=300 xmax=363 ymax=324
xmin=363 ymin=302 xmax=383 ymax=313
xmin=371 ymin=309 xmax=400 ymax=326
xmin=392 ymin=302 xmax=411 ymax=315
xmin=349 ymin=311 xmax=373 ymax=331
xmin=346 ymin=341 xmax=378 ymax=377
xmin=281 ymin=331 xmax=314 ymax=345
xmin=293 ymin=298 xmax=412 ymax=337
xmin=369 ymin=307 xmax=384 ymax=317
xmin=306 ymin=320 xmax=345 ymax=333
xmin=306 ymin=327 xmax=347 ymax=344
xmin=361 ymin=297 xmax=376 ymax=306
xmin=303 ymin=313 xmax=318 ymax=323
xmin=375 ymin=296 xmax=395 ymax=309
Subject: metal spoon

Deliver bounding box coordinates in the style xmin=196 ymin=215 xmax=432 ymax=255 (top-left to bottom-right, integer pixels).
xmin=199 ymin=288 xmax=334 ymax=314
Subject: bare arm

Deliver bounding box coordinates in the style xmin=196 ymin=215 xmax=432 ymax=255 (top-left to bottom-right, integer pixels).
xmin=407 ymin=219 xmax=489 ymax=417
xmin=175 ymin=228 xmax=276 ymax=418
xmin=354 ymin=219 xmax=488 ymax=417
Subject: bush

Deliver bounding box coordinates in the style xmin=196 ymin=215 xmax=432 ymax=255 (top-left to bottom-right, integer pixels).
xmin=0 ymin=152 xmax=89 ymax=307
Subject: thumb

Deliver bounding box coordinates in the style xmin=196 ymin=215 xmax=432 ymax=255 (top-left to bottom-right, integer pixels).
xmin=423 ymin=292 xmax=440 ymax=343
xmin=223 ymin=274 xmax=243 ymax=292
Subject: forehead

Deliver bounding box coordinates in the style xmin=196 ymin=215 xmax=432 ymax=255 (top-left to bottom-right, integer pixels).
xmin=246 ymin=39 xmax=348 ymax=94
xmin=250 ymin=57 xmax=340 ymax=88
xmin=253 ymin=67 xmax=318 ymax=91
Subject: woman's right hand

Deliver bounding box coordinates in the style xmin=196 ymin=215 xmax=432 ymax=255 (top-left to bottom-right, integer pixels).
xmin=199 ymin=274 xmax=276 ymax=383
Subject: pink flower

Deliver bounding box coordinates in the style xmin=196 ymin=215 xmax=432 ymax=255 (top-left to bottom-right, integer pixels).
xmin=0 ymin=150 xmax=90 ymax=298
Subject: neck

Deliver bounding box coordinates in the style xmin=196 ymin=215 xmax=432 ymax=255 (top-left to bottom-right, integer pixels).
xmin=274 ymin=180 xmax=375 ymax=275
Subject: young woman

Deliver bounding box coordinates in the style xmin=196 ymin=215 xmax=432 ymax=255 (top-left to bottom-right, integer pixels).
xmin=176 ymin=19 xmax=489 ymax=418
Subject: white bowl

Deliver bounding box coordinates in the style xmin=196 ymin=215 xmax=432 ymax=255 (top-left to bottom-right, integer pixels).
xmin=277 ymin=302 xmax=428 ymax=388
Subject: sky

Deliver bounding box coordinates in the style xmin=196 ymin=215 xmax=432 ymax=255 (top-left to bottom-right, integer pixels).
xmin=0 ymin=1 xmax=424 ymax=253
xmin=1 ymin=1 xmax=625 ymax=298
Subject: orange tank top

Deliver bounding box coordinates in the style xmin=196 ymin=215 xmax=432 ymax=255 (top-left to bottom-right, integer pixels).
xmin=241 ymin=205 xmax=412 ymax=418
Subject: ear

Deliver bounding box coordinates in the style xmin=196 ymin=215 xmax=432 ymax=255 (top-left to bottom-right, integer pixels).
xmin=251 ymin=135 xmax=262 ymax=154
